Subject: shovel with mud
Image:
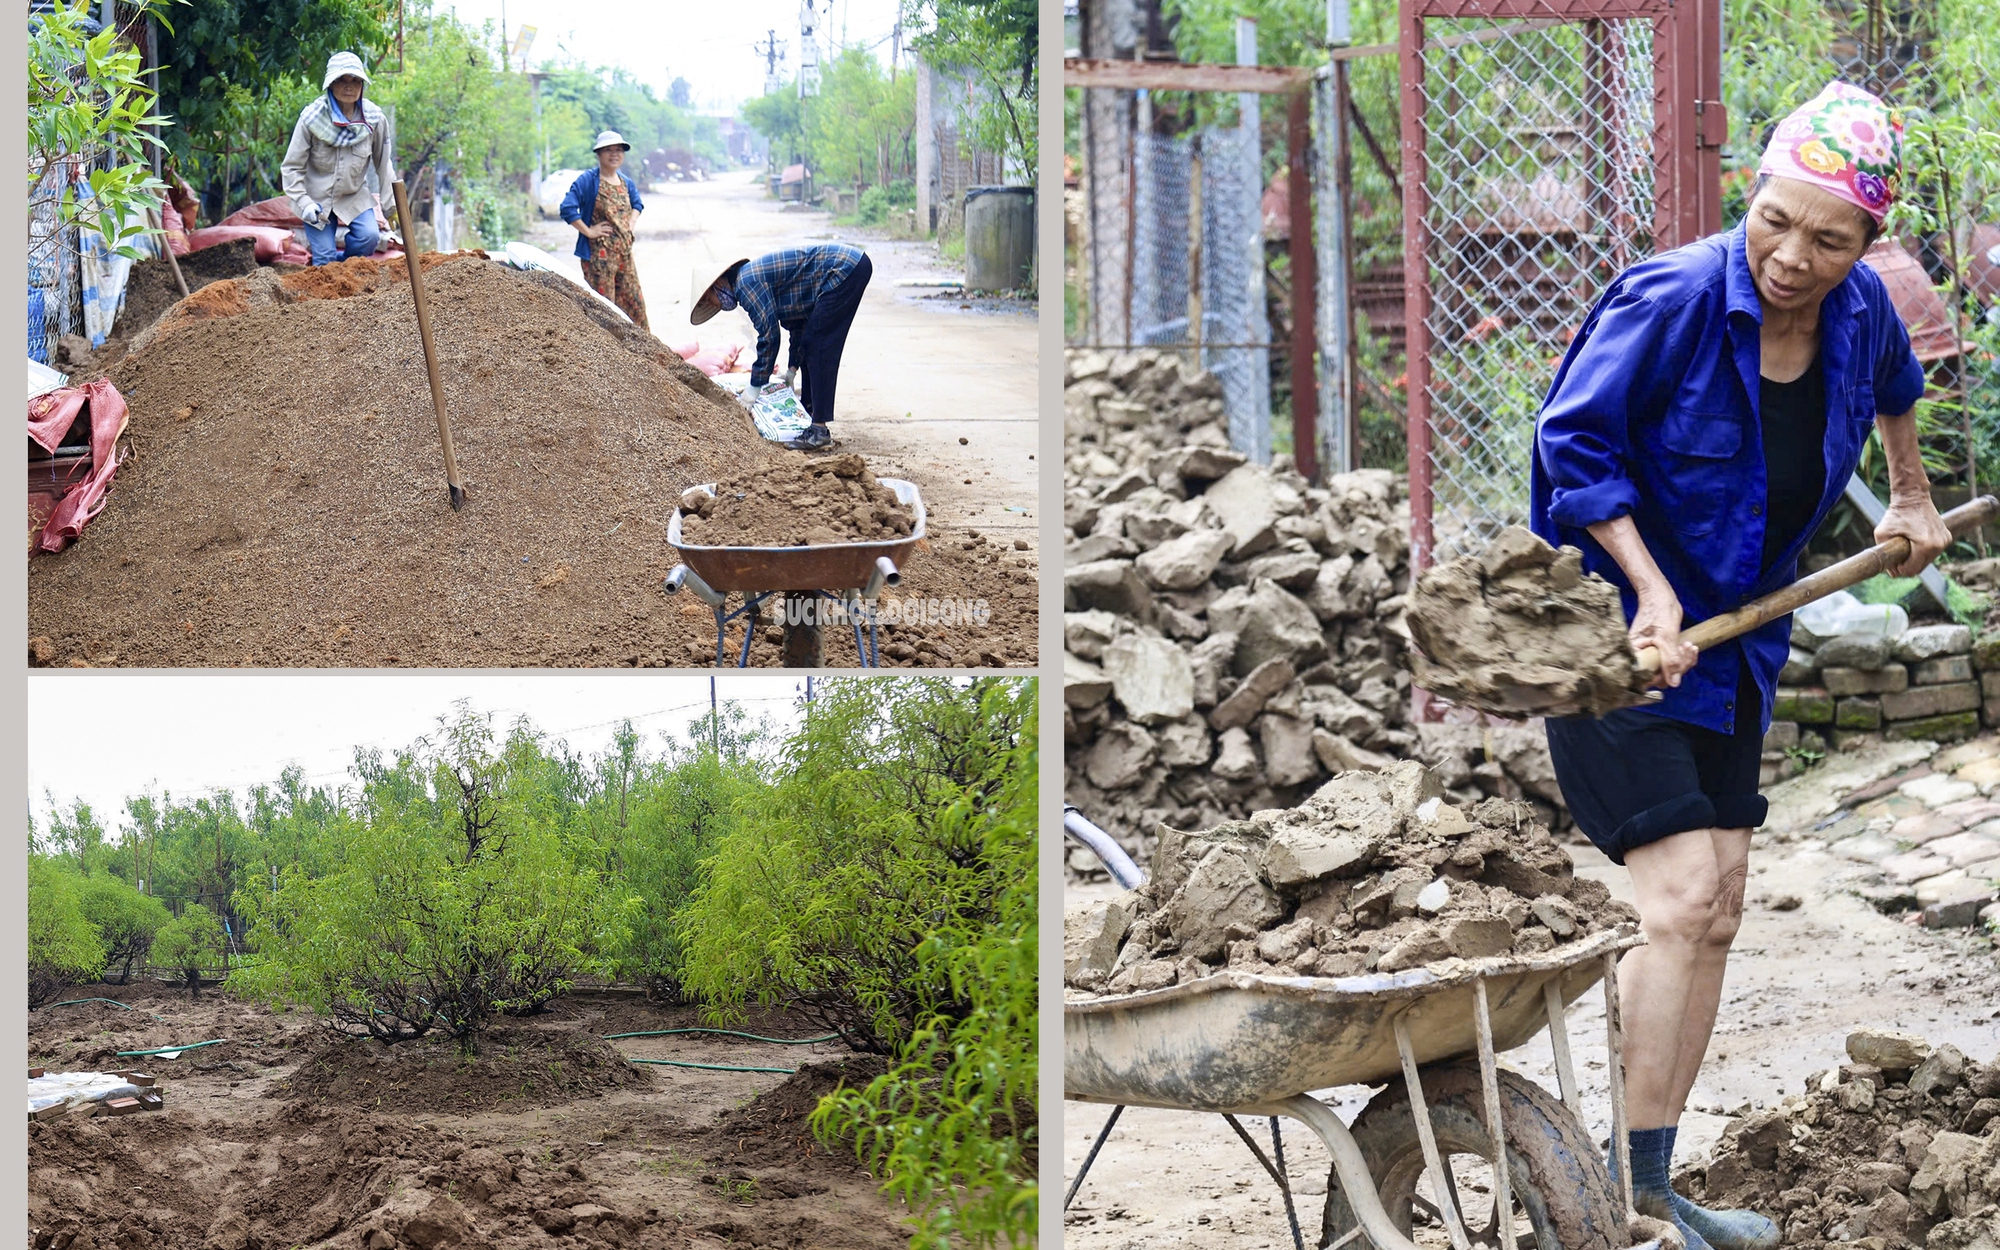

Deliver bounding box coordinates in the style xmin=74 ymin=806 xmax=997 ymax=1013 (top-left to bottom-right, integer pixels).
xmin=1407 ymin=495 xmax=1999 ymax=719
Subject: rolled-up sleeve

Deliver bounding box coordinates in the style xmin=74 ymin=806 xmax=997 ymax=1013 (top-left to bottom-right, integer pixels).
xmin=1536 ymin=289 xmax=1681 ymax=530
xmin=1872 ymin=298 xmax=1927 ymax=417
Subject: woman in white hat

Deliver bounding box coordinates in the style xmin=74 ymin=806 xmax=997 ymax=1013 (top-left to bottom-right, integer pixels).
xmin=559 ymin=131 xmax=649 ymax=328
xmin=281 ymin=51 xmax=396 ymax=266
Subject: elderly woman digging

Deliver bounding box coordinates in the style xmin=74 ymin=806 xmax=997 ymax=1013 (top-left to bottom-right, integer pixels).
xmin=282 ymin=51 xmax=396 ymax=266
xmin=1530 ymin=82 xmax=1950 ymax=1250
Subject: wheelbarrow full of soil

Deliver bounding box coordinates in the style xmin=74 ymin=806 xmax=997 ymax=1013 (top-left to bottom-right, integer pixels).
xmin=665 ymin=478 xmax=926 ymax=667
xmin=1063 ymin=809 xmax=1656 ymax=1250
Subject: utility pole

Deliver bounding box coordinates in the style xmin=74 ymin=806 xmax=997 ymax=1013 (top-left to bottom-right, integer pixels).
xmin=756 ymin=29 xmax=786 ymax=97
xmin=798 ymin=0 xmax=820 ymax=98
xmin=710 ymin=677 xmax=719 ymax=754
xmin=499 ymin=0 xmax=508 ymax=72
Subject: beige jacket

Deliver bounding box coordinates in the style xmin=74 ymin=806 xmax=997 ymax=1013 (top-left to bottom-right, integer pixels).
xmin=280 ymin=95 xmax=396 ymax=224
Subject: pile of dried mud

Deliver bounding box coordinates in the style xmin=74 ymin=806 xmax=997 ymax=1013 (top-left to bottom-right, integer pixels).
xmin=1407 ymin=526 xmax=1644 ymax=718
xmin=1679 ymin=1028 xmax=2000 ymax=1250
xmin=279 ymin=1023 xmax=653 ymax=1113
xmin=714 ymin=1054 xmax=893 ymax=1166
xmin=680 ymin=452 xmax=915 ymax=547
xmin=1064 ymin=761 xmax=1637 ymax=995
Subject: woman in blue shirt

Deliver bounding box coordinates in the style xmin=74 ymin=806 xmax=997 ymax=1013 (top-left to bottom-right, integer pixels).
xmin=559 ymin=132 xmax=649 ymax=329
xmin=1531 ymin=83 xmax=1948 ymax=1250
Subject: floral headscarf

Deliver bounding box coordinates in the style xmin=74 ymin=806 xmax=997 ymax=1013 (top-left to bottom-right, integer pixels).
xmin=1757 ymin=81 xmax=1903 ymax=225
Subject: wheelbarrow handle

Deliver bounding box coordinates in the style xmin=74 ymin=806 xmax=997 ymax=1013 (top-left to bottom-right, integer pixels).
xmin=1636 ymin=494 xmax=1998 ymax=679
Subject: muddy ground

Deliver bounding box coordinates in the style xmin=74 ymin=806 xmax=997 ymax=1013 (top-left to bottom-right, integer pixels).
xmin=1062 ymin=735 xmax=2000 ymax=1248
xmin=29 ymin=980 xmax=916 ymax=1250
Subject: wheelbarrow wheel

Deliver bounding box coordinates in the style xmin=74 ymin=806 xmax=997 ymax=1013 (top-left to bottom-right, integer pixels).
xmin=1321 ymin=1061 xmax=1625 ymax=1250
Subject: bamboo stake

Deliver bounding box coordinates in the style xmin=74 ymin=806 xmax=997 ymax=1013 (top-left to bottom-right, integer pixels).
xmin=391 ymin=179 xmax=466 ymax=511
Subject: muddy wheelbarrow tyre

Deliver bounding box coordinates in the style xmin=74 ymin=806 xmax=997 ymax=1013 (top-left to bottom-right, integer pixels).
xmin=1321 ymin=1061 xmax=1625 ymax=1250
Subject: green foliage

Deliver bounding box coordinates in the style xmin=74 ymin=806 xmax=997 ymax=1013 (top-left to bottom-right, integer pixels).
xmin=154 ymin=0 xmax=386 ymax=166
xmin=28 ymin=1 xmax=171 ymax=260
xmin=29 ymin=858 xmax=105 ymax=1008
xmin=907 ymin=0 xmax=1038 ymax=171
xmin=608 ymin=718 xmax=763 ymax=1000
xmin=676 ymin=678 xmax=1032 ymax=1054
xmin=149 ymin=902 xmax=226 ymax=993
xmin=232 ymin=708 xmax=626 ymax=1045
xmin=1850 ymin=572 xmax=1990 ymax=630
xmin=857 ymin=180 xmax=916 ymax=225
xmin=79 ymin=877 xmax=173 ymax=986
xmin=811 ymin=680 xmax=1038 ymax=1249
xmin=372 ymin=13 xmax=535 ymax=188
xmin=745 ymin=49 xmax=916 ymax=192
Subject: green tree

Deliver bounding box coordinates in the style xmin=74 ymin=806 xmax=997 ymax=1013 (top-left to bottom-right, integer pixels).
xmin=234 ymin=709 xmax=625 ymax=1046
xmin=79 ymin=877 xmax=173 ymax=985
xmin=676 ymin=677 xmax=1031 ymax=1053
xmin=29 ymin=1 xmax=171 ymax=260
xmin=373 ymin=12 xmax=536 ymax=191
xmin=149 ymin=902 xmax=226 ymax=998
xmin=813 ymin=679 xmax=1039 ymax=1249
xmin=906 ymin=0 xmax=1038 ymax=170
xmin=743 ymin=89 xmax=804 ymax=163
xmin=29 ymin=858 xmax=105 ymax=1008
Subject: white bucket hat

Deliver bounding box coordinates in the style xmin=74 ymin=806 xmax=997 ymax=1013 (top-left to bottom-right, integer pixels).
xmin=323 ymin=51 xmax=371 ymax=89
xmin=593 ymin=130 xmax=631 ymax=152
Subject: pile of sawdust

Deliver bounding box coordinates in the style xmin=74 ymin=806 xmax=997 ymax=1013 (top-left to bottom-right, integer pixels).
xmin=1064 ymin=761 xmax=1638 ymax=996
xmin=1407 ymin=526 xmax=1645 ymax=718
xmin=679 ymin=452 xmax=916 ymax=547
xmin=1678 ymin=1028 xmax=2000 ymax=1249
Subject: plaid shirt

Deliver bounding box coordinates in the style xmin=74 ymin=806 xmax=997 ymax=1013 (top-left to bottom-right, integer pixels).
xmin=734 ymin=244 xmax=866 ymax=384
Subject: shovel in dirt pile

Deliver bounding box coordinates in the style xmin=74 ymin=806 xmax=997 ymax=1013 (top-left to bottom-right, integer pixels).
xmin=390 ymin=180 xmax=467 ymax=511
xmin=1406 ymin=495 xmax=2000 ymax=719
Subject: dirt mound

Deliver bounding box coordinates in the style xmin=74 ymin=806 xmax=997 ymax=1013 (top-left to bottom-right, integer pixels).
xmin=1065 ymin=760 xmax=1638 ymax=995
xmin=713 ymin=1054 xmax=892 ymax=1166
xmin=278 ymin=1022 xmax=653 ymax=1113
xmin=30 ymin=982 xmax=318 ymax=1071
xmin=28 ymin=254 xmax=1034 ymax=668
xmin=680 ymin=452 xmax=917 ymax=547
xmin=1679 ymin=1029 xmax=2000 ymax=1248
xmin=1407 ymin=526 xmax=1644 ymax=718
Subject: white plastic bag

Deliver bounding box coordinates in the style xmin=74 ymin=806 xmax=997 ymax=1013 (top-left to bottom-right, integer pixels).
xmin=1794 ymin=590 xmax=1909 ymax=640
xmin=748 ymin=384 xmax=811 ymax=443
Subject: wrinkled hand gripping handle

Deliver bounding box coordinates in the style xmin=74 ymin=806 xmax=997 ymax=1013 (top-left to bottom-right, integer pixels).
xmin=1634 ymin=495 xmax=1998 ymax=680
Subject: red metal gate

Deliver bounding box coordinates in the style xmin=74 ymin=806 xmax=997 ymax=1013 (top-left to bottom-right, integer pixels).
xmin=1400 ymin=0 xmax=1723 ymax=570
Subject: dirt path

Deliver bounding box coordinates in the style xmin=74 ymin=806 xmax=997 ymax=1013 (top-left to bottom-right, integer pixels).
xmin=1061 ymin=736 xmax=2000 ymax=1247
xmin=30 ymin=983 xmax=914 ymax=1249
xmin=524 ymin=171 xmax=1040 ymax=554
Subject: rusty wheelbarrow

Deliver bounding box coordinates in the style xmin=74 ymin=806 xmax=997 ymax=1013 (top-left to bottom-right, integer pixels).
xmin=664 ymin=477 xmax=926 ymax=667
xmin=1063 ymin=807 xmax=1655 ymax=1250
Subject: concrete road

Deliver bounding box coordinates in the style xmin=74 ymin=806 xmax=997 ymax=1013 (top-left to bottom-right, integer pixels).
xmin=523 ymin=170 xmax=1040 ymax=552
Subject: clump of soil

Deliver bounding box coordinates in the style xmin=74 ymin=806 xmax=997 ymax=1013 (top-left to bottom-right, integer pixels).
xmin=1064 ymin=760 xmax=1639 ymax=996
xmin=278 ymin=1022 xmax=653 ymax=1114
xmin=1678 ymin=1028 xmax=2000 ymax=1249
xmin=1407 ymin=525 xmax=1644 ymax=718
xmin=714 ymin=1054 xmax=894 ymax=1166
xmin=679 ymin=452 xmax=916 ymax=547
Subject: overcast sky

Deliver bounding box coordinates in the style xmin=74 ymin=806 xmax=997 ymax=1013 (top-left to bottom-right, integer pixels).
xmin=441 ymin=0 xmax=908 ymax=113
xmin=28 ymin=674 xmax=807 ymax=832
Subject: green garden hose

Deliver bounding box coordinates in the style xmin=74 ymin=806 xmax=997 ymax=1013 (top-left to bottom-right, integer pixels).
xmin=624 ymin=1057 xmax=797 ymax=1074
xmin=115 ymin=1039 xmax=226 ymax=1058
xmin=603 ymin=1026 xmax=838 ymax=1076
xmin=601 ymin=1028 xmax=837 ymax=1045
xmin=50 ymin=998 xmax=133 ymax=1010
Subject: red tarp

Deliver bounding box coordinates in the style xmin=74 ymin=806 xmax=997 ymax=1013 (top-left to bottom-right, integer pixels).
xmin=28 ymin=380 xmax=129 ymax=554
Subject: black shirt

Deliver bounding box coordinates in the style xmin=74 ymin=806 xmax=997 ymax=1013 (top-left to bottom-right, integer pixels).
xmin=1759 ymin=355 xmax=1827 ymax=574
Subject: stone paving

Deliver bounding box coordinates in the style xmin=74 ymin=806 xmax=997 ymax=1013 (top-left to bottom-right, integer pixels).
xmin=1776 ymin=735 xmax=2000 ymax=928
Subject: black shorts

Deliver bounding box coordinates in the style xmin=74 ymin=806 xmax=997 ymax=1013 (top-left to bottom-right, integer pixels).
xmin=1543 ymin=669 xmax=1768 ymax=865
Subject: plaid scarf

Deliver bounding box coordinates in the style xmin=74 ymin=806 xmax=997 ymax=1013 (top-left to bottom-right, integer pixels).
xmin=303 ymin=91 xmax=379 ymax=147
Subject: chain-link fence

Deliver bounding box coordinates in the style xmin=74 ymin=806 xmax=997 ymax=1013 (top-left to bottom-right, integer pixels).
xmin=29 ymin=160 xmax=82 ymax=366
xmin=1405 ymin=14 xmax=1660 ymax=562
xmin=1070 ymin=81 xmax=1279 ymax=463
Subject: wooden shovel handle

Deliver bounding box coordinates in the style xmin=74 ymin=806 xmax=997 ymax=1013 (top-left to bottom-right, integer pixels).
xmin=1635 ymin=495 xmax=1998 ymax=678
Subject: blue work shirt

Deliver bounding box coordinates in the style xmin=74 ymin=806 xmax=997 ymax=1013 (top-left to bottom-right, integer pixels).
xmin=734 ymin=244 xmax=866 ymax=385
xmin=558 ymin=168 xmax=645 ymax=260
xmin=1530 ymin=223 xmax=1927 ymax=735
